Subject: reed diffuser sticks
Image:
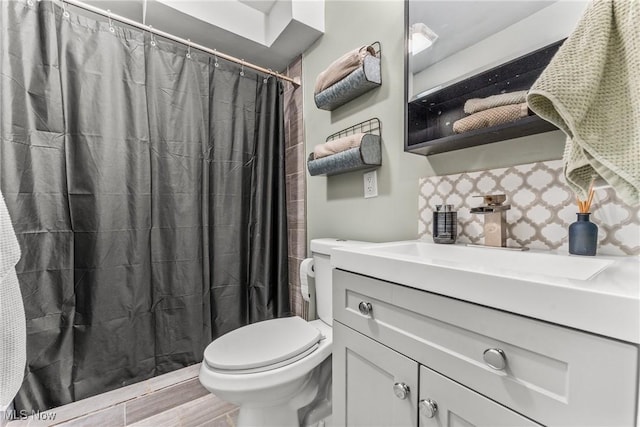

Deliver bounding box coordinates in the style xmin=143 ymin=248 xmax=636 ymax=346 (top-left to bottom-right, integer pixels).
xmin=576 ymin=180 xmax=595 ymax=213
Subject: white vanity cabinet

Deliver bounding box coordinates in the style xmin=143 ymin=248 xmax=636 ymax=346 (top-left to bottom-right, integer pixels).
xmin=332 ymin=269 xmax=639 ymax=426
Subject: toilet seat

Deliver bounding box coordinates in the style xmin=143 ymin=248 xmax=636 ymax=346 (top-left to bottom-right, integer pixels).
xmin=204 ymin=316 xmax=322 ymax=374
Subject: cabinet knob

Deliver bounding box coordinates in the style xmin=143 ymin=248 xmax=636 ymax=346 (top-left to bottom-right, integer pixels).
xmin=358 ymin=301 xmax=373 ymax=316
xmin=483 ymin=348 xmax=507 ymax=370
xmin=392 ymin=382 xmax=410 ymax=400
xmin=419 ymin=399 xmax=438 ymax=418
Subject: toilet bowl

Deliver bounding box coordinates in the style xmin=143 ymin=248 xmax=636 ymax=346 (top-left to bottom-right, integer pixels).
xmin=199 ymin=238 xmax=366 ymax=427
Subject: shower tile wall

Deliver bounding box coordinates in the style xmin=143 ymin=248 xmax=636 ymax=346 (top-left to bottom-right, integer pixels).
xmin=283 ymin=56 xmax=308 ymax=319
xmin=418 ymin=160 xmax=640 ymax=256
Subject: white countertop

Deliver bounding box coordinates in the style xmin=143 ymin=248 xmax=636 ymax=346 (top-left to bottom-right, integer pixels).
xmin=331 ymin=241 xmax=640 ymax=344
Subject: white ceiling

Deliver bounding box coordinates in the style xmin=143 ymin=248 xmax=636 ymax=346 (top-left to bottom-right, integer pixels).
xmin=409 ymin=1 xmax=556 ymax=73
xmin=82 ymin=0 xmax=323 ymax=72
xmin=238 ymin=0 xmax=278 ymax=14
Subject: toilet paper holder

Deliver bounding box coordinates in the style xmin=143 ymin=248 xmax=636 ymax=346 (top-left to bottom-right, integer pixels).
xmin=299 ymin=258 xmax=317 ymax=320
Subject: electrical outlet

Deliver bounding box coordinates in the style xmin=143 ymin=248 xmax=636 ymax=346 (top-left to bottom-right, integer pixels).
xmin=364 ymin=170 xmax=378 ymax=198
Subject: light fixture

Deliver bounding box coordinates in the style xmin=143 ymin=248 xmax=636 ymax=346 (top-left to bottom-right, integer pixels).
xmin=410 ymin=23 xmax=438 ymax=55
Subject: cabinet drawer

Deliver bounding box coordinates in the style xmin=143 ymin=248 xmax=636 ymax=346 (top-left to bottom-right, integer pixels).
xmin=419 ymin=365 xmax=541 ymax=426
xmin=333 ymin=269 xmax=638 ymax=426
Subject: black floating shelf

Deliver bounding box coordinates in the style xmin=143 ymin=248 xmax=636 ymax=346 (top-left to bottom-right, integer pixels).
xmin=407 ymin=115 xmax=557 ymax=156
xmin=406 ymin=40 xmax=564 ymax=156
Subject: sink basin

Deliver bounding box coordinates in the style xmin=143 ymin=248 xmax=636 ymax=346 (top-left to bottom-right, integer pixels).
xmin=366 ymin=242 xmax=613 ymax=281
xmin=330 ymin=240 xmax=639 ymax=344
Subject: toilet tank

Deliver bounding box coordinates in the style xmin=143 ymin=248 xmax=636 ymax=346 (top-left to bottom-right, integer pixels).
xmin=310 ymin=239 xmax=369 ymax=325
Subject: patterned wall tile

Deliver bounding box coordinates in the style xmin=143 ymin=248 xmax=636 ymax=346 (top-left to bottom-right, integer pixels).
xmin=418 ymin=160 xmax=640 ymax=256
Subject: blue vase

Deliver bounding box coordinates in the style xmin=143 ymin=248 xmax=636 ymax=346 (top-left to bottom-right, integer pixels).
xmin=568 ymin=213 xmax=598 ymax=256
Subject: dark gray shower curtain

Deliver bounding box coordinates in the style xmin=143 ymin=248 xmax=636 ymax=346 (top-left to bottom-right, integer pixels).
xmin=0 ymin=1 xmax=289 ymax=411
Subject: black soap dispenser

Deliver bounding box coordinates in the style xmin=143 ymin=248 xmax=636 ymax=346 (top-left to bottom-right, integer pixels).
xmin=433 ymin=204 xmax=457 ymax=244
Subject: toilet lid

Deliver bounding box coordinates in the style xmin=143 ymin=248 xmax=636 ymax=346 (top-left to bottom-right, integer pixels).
xmin=204 ymin=316 xmax=322 ymax=371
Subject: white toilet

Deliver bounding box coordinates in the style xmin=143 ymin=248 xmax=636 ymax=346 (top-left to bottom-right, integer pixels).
xmin=199 ymin=238 xmax=365 ymax=427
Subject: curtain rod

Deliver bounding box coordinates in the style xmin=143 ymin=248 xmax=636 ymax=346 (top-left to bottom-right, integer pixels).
xmin=60 ymin=0 xmax=301 ymax=87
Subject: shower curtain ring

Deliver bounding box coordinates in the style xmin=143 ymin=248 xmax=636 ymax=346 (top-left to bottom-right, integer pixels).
xmin=240 ymin=61 xmax=245 ymax=77
xmin=186 ymin=39 xmax=192 ymax=59
xmin=62 ymin=1 xmax=70 ymax=18
xmin=264 ymin=69 xmax=273 ymax=83
xmin=213 ymin=50 xmax=219 ymax=68
xmin=148 ymin=25 xmax=156 ymax=47
xmin=107 ymin=9 xmax=115 ymax=33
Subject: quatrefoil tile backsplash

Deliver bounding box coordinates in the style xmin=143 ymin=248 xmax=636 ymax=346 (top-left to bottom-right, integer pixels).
xmin=418 ymin=160 xmax=640 ymax=256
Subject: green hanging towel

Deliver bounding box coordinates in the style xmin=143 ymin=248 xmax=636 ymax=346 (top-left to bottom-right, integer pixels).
xmin=527 ymin=0 xmax=640 ymax=206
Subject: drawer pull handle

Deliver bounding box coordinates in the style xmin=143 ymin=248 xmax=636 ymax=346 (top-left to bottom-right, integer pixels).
xmin=358 ymin=301 xmax=373 ymax=316
xmin=483 ymin=348 xmax=507 ymax=370
xmin=419 ymin=399 xmax=438 ymax=418
xmin=393 ymin=382 xmax=410 ymax=400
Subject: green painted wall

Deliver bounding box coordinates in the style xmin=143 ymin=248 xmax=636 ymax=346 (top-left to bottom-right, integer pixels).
xmin=302 ymin=1 xmax=568 ymax=245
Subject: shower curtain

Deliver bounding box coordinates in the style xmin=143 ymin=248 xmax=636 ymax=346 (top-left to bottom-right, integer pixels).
xmin=0 ymin=1 xmax=289 ymax=411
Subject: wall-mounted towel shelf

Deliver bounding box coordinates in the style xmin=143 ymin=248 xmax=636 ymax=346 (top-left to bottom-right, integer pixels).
xmin=406 ymin=40 xmax=563 ymax=156
xmin=314 ymin=42 xmax=382 ymax=111
xmin=308 ymin=118 xmax=382 ymax=176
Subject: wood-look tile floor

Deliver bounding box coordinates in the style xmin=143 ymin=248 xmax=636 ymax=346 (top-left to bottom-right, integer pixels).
xmin=8 ymin=364 xmax=238 ymax=427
